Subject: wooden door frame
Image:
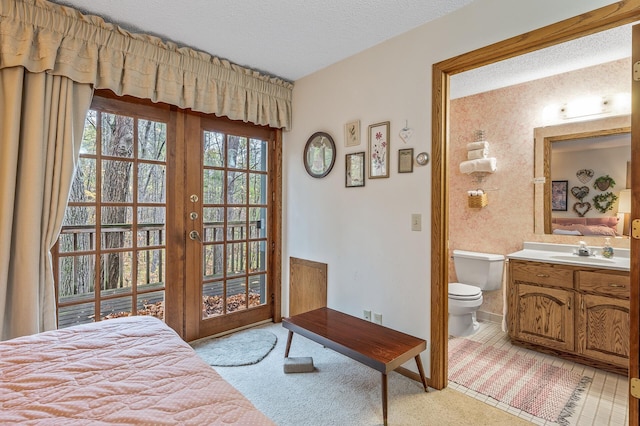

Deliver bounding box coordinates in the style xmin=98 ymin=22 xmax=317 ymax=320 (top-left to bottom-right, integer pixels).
xmin=430 ymin=2 xmax=640 ymax=421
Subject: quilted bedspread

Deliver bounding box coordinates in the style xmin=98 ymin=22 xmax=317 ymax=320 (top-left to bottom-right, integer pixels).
xmin=0 ymin=316 xmax=275 ymax=425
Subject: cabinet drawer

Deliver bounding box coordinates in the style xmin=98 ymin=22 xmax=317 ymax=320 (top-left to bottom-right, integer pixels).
xmin=577 ymin=271 xmax=629 ymax=299
xmin=511 ymin=261 xmax=573 ymax=289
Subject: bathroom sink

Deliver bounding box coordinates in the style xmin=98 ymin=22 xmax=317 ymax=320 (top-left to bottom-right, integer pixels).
xmin=549 ymin=255 xmax=615 ymax=264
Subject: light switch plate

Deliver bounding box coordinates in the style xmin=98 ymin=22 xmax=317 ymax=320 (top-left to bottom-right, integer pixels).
xmin=411 ymin=214 xmax=421 ymax=231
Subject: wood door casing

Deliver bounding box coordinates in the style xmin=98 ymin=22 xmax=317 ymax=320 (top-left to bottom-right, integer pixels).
xmin=289 ymin=257 xmax=327 ymax=316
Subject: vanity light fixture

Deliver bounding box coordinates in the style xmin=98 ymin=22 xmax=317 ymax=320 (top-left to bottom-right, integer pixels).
xmin=542 ymin=92 xmax=630 ymax=124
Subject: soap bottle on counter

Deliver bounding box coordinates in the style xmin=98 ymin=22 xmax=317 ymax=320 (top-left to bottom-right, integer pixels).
xmin=602 ymin=237 xmax=614 ymax=258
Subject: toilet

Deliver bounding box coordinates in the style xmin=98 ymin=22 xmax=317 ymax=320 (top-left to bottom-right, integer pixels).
xmin=448 ymin=250 xmax=505 ymax=337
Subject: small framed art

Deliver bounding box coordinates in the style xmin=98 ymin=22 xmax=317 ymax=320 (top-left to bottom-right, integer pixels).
xmin=551 ymin=180 xmax=568 ymax=211
xmin=346 ymin=152 xmax=365 ymax=187
xmin=344 ymin=120 xmax=360 ymax=147
xmin=398 ymin=148 xmax=414 ymax=173
xmin=368 ymin=121 xmax=390 ymax=179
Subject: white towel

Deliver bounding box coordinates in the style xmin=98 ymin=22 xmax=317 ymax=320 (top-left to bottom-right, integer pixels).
xmin=466 ymin=141 xmax=489 ymax=151
xmin=467 ymin=148 xmax=488 ymax=160
xmin=459 ymin=157 xmax=497 ymax=174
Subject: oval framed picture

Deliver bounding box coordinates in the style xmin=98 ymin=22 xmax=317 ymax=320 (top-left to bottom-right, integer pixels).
xmin=303 ymin=132 xmax=336 ymax=178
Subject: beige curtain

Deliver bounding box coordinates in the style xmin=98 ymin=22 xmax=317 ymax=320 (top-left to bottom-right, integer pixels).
xmin=0 ymin=0 xmax=293 ymax=130
xmin=0 ymin=67 xmax=93 ymax=339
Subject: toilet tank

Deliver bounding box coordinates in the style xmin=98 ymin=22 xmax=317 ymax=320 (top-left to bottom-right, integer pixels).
xmin=452 ymin=250 xmax=505 ymax=291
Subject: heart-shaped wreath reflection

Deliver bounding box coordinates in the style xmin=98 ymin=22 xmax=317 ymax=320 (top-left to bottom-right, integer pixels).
xmin=570 ymin=186 xmax=589 ymax=201
xmin=573 ymin=202 xmax=592 ymax=217
xmin=576 ymin=169 xmax=594 ymax=184
xmin=593 ymin=192 xmax=618 ymax=213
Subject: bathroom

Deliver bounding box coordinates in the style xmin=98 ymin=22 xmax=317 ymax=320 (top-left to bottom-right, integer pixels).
xmin=446 ymin=54 xmax=631 ymax=423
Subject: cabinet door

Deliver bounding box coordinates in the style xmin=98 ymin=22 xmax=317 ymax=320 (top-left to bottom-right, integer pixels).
xmin=577 ymin=293 xmax=629 ymax=369
xmin=514 ymin=283 xmax=574 ymax=352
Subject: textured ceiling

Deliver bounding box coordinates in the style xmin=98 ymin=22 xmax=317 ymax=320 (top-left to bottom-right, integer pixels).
xmin=48 ymin=0 xmax=632 ymax=96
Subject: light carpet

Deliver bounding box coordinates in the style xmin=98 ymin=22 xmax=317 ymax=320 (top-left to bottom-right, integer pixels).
xmin=449 ymin=337 xmax=592 ymax=425
xmin=206 ymin=323 xmax=530 ymax=426
xmin=191 ymin=328 xmax=277 ymax=366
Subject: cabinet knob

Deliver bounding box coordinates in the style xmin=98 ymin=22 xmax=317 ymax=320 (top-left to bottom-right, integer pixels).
xmin=536 ymin=273 xmax=549 ymax=278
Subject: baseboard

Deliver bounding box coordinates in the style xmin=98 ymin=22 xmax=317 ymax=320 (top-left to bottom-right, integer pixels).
xmin=476 ymin=310 xmax=503 ymax=324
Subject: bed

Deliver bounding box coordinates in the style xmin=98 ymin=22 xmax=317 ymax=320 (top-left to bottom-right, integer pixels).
xmin=0 ymin=316 xmax=275 ymax=425
xmin=551 ymin=216 xmax=619 ymax=236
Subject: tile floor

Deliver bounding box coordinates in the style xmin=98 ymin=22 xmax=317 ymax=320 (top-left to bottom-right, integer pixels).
xmin=448 ymin=320 xmax=629 ymax=425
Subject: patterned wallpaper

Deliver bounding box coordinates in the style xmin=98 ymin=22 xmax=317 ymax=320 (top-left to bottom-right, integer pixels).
xmin=449 ymin=58 xmax=630 ymax=317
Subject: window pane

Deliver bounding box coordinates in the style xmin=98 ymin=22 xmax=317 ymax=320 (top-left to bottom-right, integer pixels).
xmin=58 ymin=301 xmax=95 ymax=328
xmin=227 ymin=171 xmax=246 ymax=204
xmin=63 ymin=206 xmax=96 ymax=227
xmin=101 ymin=113 xmax=134 ymax=158
xmin=227 ymin=207 xmax=246 ymax=241
xmin=138 ymin=119 xmax=166 ymax=161
xmin=227 ymin=278 xmax=247 ymax=312
xmin=58 ymin=255 xmax=95 ymax=300
xmin=203 ymin=169 xmax=224 ymax=204
xmin=227 ymin=242 xmax=246 ymax=277
xmin=101 ymin=296 xmax=133 ymax=320
xmin=249 ymin=138 xmax=268 ymax=171
xmin=228 ymin=135 xmax=247 ymax=169
xmin=138 ymin=163 xmax=166 ymax=203
xmin=203 ymin=207 xmax=224 ymax=242
xmin=249 ymin=173 xmax=267 ymax=205
xmin=101 ymin=207 xmax=133 ymax=249
xmin=249 ymin=241 xmax=267 ymax=273
xmin=137 ymin=291 xmax=164 ymax=320
xmin=203 ymin=281 xmax=224 ymax=318
xmin=101 ymin=159 xmax=133 ymax=202
xmin=100 ymin=252 xmax=133 ymax=293
xmin=204 ymin=131 xmax=225 ymax=167
xmin=59 ymin=232 xmax=94 ymax=253
xmin=69 ymin=157 xmax=96 ymax=202
xmin=249 ymin=274 xmax=267 ymax=306
xmin=137 ymin=249 xmax=165 ymax=288
xmin=81 ymin=110 xmax=98 ymax=155
xmin=203 ymin=244 xmax=224 ymax=279
xmin=249 ymin=207 xmax=267 ymax=239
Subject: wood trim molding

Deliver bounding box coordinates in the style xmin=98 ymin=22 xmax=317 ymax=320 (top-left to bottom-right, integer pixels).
xmin=430 ymin=1 xmax=640 ymax=406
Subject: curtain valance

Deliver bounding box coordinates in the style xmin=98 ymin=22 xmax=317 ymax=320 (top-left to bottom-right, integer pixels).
xmin=0 ymin=0 xmax=293 ymax=129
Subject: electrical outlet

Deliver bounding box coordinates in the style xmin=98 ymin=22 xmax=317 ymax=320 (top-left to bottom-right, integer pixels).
xmin=363 ymin=310 xmax=371 ymax=321
xmin=373 ymin=312 xmax=382 ymax=325
xmin=411 ymin=214 xmax=421 ymax=231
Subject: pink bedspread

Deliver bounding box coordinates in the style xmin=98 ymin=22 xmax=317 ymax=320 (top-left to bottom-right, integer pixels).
xmin=0 ymin=316 xmax=275 ymax=425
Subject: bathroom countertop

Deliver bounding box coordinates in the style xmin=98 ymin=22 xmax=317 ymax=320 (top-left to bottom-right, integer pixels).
xmin=507 ymin=242 xmax=630 ymax=272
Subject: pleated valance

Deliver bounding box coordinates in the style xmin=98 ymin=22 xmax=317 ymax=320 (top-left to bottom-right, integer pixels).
xmin=0 ymin=0 xmax=293 ymax=129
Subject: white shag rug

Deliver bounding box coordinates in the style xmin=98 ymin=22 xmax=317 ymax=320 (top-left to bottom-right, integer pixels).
xmin=191 ymin=328 xmax=277 ymax=366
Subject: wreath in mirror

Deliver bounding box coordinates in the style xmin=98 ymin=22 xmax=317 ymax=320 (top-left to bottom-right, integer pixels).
xmin=592 ymin=192 xmax=617 ymax=213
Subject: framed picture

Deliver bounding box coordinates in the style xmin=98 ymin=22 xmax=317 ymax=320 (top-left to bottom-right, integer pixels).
xmin=368 ymin=121 xmax=390 ymax=179
xmin=398 ymin=148 xmax=414 ymax=173
xmin=551 ymin=180 xmax=568 ymax=211
xmin=345 ymin=152 xmax=365 ymax=187
xmin=344 ymin=120 xmax=360 ymax=147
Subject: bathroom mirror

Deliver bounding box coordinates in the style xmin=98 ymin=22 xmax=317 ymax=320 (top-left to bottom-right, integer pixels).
xmin=533 ymin=115 xmax=630 ymax=236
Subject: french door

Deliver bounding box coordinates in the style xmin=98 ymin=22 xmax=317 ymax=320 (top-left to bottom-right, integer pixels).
xmin=183 ymin=113 xmax=278 ymax=340
xmin=54 ymin=92 xmax=281 ymax=341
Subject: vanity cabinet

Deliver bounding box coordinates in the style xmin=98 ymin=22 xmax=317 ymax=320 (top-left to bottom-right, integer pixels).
xmin=508 ymin=260 xmax=629 ymax=373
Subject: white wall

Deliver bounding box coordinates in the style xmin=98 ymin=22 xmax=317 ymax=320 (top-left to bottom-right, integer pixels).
xmin=282 ymin=0 xmax=619 ymax=374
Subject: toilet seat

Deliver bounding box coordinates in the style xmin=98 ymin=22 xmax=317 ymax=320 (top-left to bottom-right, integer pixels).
xmin=448 ymin=283 xmax=482 ymax=301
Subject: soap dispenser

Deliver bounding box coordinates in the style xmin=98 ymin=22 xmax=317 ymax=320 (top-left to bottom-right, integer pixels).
xmin=602 ymin=237 xmax=614 ymax=258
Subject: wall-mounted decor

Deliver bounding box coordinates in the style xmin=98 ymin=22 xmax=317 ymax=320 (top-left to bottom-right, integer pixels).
xmin=344 ymin=120 xmax=360 ymax=147
xmin=416 ymin=152 xmax=429 ymax=166
xmin=593 ymin=192 xmax=618 ymax=213
xmin=573 ymin=202 xmax=592 ymax=217
xmin=570 ymin=185 xmax=589 ymax=201
xmin=345 ymin=152 xmax=365 ymax=188
xmin=576 ymin=168 xmax=594 ymax=184
xmin=399 ymin=120 xmax=413 ymax=143
xmin=398 ymin=148 xmax=414 ymax=173
xmin=551 ymin=180 xmax=568 ymax=211
xmin=593 ymin=174 xmax=616 ymax=191
xmin=368 ymin=121 xmax=390 ymax=179
xmin=303 ymin=132 xmax=336 ymax=178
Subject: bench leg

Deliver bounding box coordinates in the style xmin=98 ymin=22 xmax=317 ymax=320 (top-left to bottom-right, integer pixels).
xmin=414 ymin=355 xmax=429 ymax=392
xmin=284 ymin=330 xmax=293 ymax=357
xmin=381 ymin=373 xmax=388 ymax=426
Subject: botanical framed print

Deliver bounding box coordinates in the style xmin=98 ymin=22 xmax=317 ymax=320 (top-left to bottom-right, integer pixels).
xmin=398 ymin=148 xmax=414 ymax=173
xmin=345 ymin=152 xmax=365 ymax=187
xmin=551 ymin=180 xmax=568 ymax=211
xmin=344 ymin=120 xmax=360 ymax=147
xmin=368 ymin=121 xmax=390 ymax=179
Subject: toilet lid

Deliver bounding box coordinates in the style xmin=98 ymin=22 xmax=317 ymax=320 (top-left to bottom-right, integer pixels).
xmin=449 ymin=283 xmax=482 ymax=300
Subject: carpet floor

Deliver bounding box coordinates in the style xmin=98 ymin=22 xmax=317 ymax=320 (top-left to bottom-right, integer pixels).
xmin=206 ymin=322 xmax=532 ymax=426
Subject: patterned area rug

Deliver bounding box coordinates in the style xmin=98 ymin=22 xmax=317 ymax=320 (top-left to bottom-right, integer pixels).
xmin=192 ymin=329 xmax=277 ymax=366
xmin=449 ymin=338 xmax=591 ymax=425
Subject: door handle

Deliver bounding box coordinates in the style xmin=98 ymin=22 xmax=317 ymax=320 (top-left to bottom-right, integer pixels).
xmin=189 ymin=230 xmax=202 ymax=242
